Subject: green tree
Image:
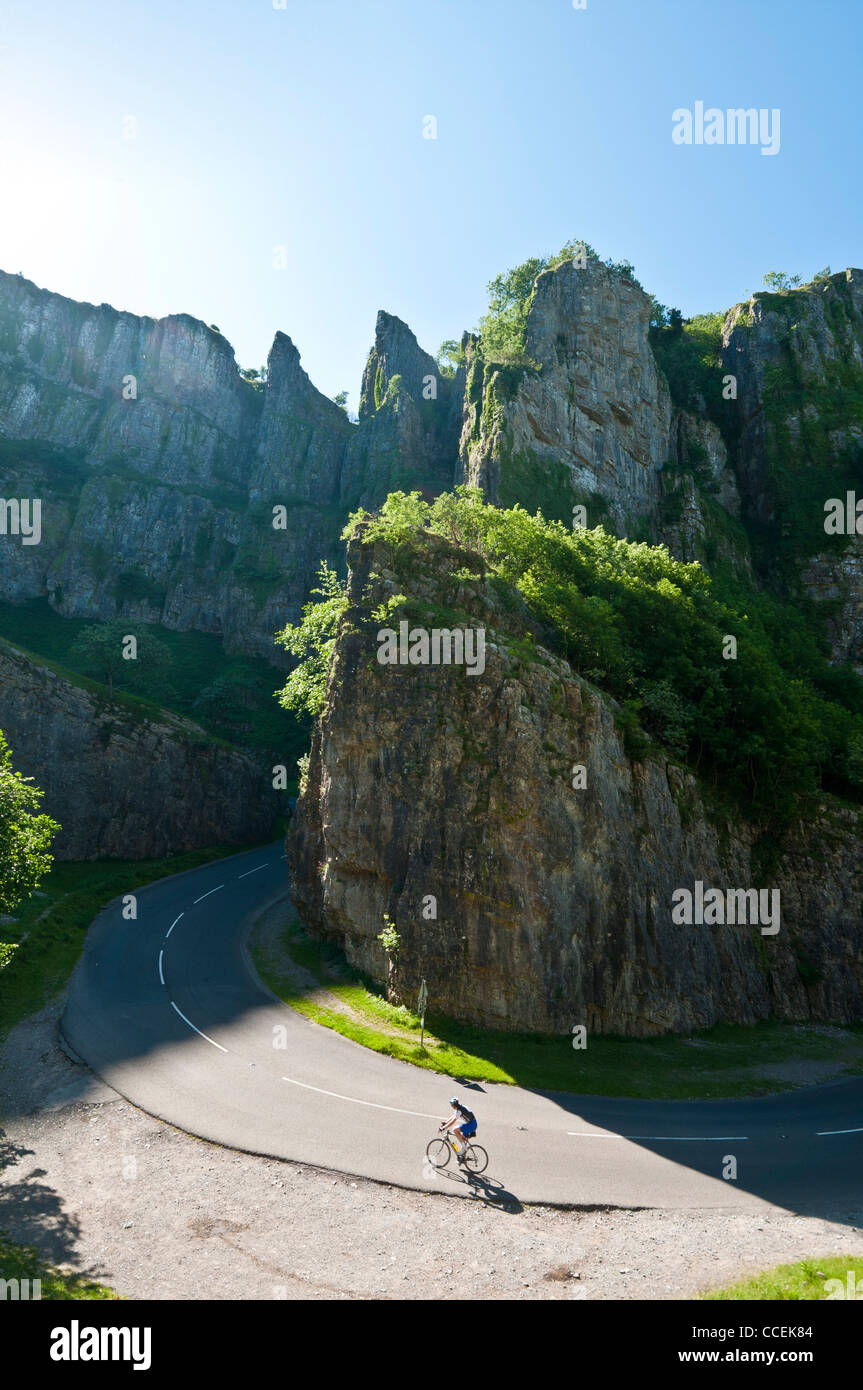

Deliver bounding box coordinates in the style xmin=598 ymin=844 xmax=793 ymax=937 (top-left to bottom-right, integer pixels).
xmin=69 ymin=622 xmax=172 ymax=700
xmin=0 ymin=731 xmax=59 ymax=913
xmin=478 ymin=239 xmax=639 ymax=359
xmin=436 ymin=340 xmax=464 ymax=377
xmin=275 ymin=562 xmax=348 ymax=717
xmin=762 ymin=271 xmax=802 ymax=292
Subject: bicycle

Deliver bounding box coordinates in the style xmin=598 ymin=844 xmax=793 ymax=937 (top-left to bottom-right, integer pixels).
xmin=426 ymin=1128 xmax=488 ymax=1174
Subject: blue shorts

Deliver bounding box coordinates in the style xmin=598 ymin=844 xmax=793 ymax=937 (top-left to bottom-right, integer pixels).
xmin=459 ymin=1118 xmax=477 ymax=1138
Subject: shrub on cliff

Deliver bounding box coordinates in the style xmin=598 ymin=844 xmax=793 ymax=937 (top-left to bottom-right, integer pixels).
xmin=0 ymin=731 xmax=59 ymax=914
xmin=339 ymin=489 xmax=863 ymax=824
xmin=479 ymin=240 xmax=641 ymax=361
xmin=275 ymin=562 xmax=348 ymax=718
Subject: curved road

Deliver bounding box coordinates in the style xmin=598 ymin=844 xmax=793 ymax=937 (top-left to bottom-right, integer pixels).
xmin=62 ymin=844 xmax=863 ymax=1210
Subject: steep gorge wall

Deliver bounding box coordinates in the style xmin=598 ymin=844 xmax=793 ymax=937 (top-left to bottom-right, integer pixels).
xmin=457 ymin=259 xmax=740 ymax=548
xmin=290 ymin=535 xmax=863 ymax=1036
xmin=0 ymin=640 xmax=279 ymax=860
xmin=0 ymin=273 xmax=457 ymax=662
xmin=722 ymin=268 xmax=863 ymax=669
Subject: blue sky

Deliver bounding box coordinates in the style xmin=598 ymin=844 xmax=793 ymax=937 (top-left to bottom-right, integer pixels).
xmin=0 ymin=0 xmax=859 ymax=410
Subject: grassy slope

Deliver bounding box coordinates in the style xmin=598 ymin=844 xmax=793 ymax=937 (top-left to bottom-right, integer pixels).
xmin=251 ymin=915 xmax=863 ymax=1100
xmin=0 ymin=595 xmax=309 ymax=767
xmin=702 ymin=1256 xmax=863 ymax=1301
xmin=0 ymin=1236 xmax=119 ymax=1300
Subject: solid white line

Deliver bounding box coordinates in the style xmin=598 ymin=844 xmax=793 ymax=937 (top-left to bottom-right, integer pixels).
xmin=165 ymin=913 xmax=183 ymax=939
xmin=158 ymin=949 xmax=165 ymax=985
xmin=238 ymin=864 xmax=267 ymax=879
xmin=816 ymin=1126 xmax=863 ymax=1136
xmin=567 ymin=1132 xmax=750 ymax=1141
xmin=193 ymin=884 xmax=224 ymax=904
xmin=170 ymin=1001 xmax=229 ymax=1053
xmin=281 ymin=1075 xmax=438 ymax=1120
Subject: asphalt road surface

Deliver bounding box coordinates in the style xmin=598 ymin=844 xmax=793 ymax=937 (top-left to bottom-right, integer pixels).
xmin=62 ymin=843 xmax=863 ymax=1212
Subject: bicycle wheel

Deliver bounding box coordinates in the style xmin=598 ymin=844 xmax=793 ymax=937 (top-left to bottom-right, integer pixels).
xmin=426 ymin=1137 xmax=451 ymax=1169
xmin=463 ymin=1143 xmax=488 ymax=1174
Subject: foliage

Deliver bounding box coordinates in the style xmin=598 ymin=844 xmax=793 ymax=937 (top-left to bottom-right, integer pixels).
xmin=274 ymin=562 xmax=348 ymax=717
xmin=0 ymin=598 xmax=304 ymax=758
xmin=341 ymin=488 xmax=863 ymax=824
xmin=297 ymin=751 xmax=310 ymax=794
xmin=69 ymin=620 xmax=173 ymax=700
xmin=478 ymin=239 xmax=642 ymax=361
xmin=332 ymin=389 xmax=350 ymax=414
xmin=702 ymin=1256 xmax=863 ymax=1301
xmin=436 ymin=340 xmax=464 ymax=377
xmin=0 ymin=1237 xmax=120 ymax=1300
xmin=240 ymin=365 xmax=266 ymax=390
xmin=0 ymin=731 xmax=59 ymax=913
xmin=377 ymin=914 xmax=401 ymax=957
xmin=650 ymin=311 xmax=726 ymax=407
xmin=762 ymin=271 xmax=802 ymax=292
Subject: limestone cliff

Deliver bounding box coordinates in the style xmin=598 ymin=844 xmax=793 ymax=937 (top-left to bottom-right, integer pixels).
xmin=457 ymin=259 xmax=741 ymax=547
xmin=721 ymin=268 xmax=863 ymax=668
xmin=290 ymin=532 xmax=863 ymax=1036
xmin=0 ymin=639 xmax=280 ymax=860
xmin=0 ymin=272 xmax=452 ymax=662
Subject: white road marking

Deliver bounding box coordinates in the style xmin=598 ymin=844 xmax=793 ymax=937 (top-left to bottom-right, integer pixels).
xmin=170 ymin=1001 xmax=229 ymax=1053
xmin=567 ymin=1132 xmax=750 ymax=1141
xmin=816 ymin=1126 xmax=863 ymax=1136
xmin=165 ymin=913 xmax=183 ymax=939
xmin=281 ymin=1074 xmax=438 ymax=1120
xmin=238 ymin=864 xmax=267 ymax=879
xmin=193 ymin=884 xmax=224 ymax=904
xmin=158 ymin=949 xmax=165 ymax=984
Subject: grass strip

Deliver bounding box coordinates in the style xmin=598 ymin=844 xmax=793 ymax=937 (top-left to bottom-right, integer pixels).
xmin=251 ymin=919 xmax=863 ymax=1099
xmin=701 ymin=1256 xmax=863 ymax=1300
xmin=0 ymin=1235 xmax=120 ymax=1300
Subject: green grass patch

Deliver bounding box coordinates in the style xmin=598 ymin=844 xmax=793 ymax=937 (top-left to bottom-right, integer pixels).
xmin=0 ymin=1236 xmax=120 ymax=1300
xmin=701 ymin=1256 xmax=863 ymax=1301
xmin=251 ymin=920 xmax=863 ymax=1098
xmin=0 ymin=843 xmax=270 ymax=1045
xmin=0 ymin=597 xmax=310 ymax=758
xmin=251 ymin=921 xmax=514 ymax=1083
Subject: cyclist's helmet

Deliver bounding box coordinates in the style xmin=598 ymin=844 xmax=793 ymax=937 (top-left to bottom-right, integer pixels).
xmin=450 ymin=1097 xmax=459 ymax=1106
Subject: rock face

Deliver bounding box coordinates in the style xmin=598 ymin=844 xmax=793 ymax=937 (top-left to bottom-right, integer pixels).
xmin=0 ymin=273 xmax=454 ymax=662
xmin=722 ymin=268 xmax=863 ymax=667
xmin=0 ymin=639 xmax=279 ymax=860
xmin=290 ymin=535 xmax=863 ymax=1035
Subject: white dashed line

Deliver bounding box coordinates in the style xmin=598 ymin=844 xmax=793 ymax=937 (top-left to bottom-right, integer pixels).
xmin=165 ymin=913 xmax=183 ymax=939
xmin=816 ymin=1127 xmax=863 ymax=1136
xmin=170 ymin=1001 xmax=229 ymax=1053
xmin=281 ymin=1074 xmax=438 ymax=1120
xmin=193 ymin=884 xmax=224 ymax=904
xmin=238 ymin=864 xmax=267 ymax=879
xmin=158 ymin=949 xmax=165 ymax=985
xmin=567 ymin=1132 xmax=750 ymax=1141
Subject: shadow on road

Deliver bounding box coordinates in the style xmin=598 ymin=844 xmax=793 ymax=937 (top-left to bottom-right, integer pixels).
xmin=42 ymin=849 xmax=863 ymax=1229
xmin=429 ymin=1165 xmax=522 ymax=1211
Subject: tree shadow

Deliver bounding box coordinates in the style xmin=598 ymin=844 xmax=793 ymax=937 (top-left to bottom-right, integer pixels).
xmin=0 ymin=1131 xmax=91 ymax=1270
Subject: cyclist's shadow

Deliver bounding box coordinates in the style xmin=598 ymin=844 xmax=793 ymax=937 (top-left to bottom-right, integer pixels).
xmin=432 ymin=1166 xmax=523 ymax=1212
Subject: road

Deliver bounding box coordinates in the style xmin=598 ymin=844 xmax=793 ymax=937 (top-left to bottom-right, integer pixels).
xmin=62 ymin=843 xmax=863 ymax=1211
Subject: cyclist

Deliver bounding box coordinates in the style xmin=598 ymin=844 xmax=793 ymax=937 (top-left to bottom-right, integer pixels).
xmin=440 ymin=1096 xmax=477 ymax=1164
